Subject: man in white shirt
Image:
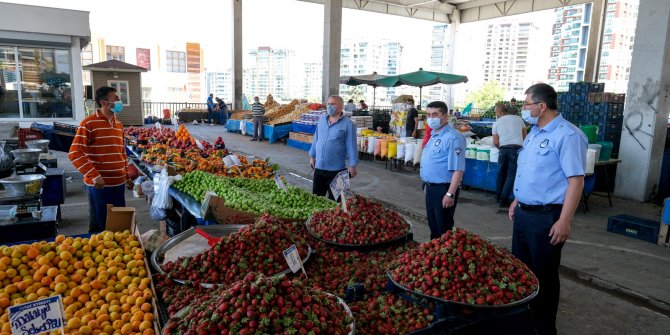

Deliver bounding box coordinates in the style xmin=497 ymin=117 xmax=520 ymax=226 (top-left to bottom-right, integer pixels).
xmin=492 ymin=102 xmax=527 ymax=208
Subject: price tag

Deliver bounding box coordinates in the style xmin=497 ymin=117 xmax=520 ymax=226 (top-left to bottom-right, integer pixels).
xmin=194 ymin=138 xmax=205 ymax=150
xmin=9 ymin=296 xmax=65 ymax=335
xmin=172 ymin=117 xmax=179 ymax=130
xmin=283 ymin=245 xmax=307 ymax=278
xmin=222 ymin=155 xmax=241 ymax=168
xmin=329 ymin=170 xmax=350 ymax=211
xmin=155 ymin=122 xmax=163 ymax=134
xmin=274 ymin=175 xmax=288 ymax=192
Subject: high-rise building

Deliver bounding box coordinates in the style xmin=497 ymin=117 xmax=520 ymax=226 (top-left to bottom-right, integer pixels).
xmin=245 ymin=47 xmax=296 ymax=101
xmin=483 ymin=22 xmax=540 ymax=99
xmin=428 ymin=25 xmax=450 ymax=103
xmin=547 ymin=3 xmax=592 ymax=92
xmin=339 ymin=40 xmax=401 ymax=105
xmin=206 ymin=71 xmax=232 ymax=103
xmin=598 ymin=0 xmax=639 ymax=93
xmin=303 ymin=62 xmax=322 ymax=101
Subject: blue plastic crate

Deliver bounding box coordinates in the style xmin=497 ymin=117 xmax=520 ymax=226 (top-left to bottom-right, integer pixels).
xmin=608 ymin=214 xmax=660 ymax=243
xmin=607 ymin=111 xmax=624 ymax=122
xmin=588 ymin=82 xmax=605 ymax=93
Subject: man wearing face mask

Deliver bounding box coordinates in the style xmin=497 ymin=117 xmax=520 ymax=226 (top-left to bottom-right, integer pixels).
xmin=308 ymin=96 xmax=358 ymax=200
xmin=69 ymin=86 xmax=132 ymax=233
xmin=509 ymin=83 xmax=587 ymax=335
xmin=405 ymin=99 xmax=419 ymax=138
xmin=420 ymin=101 xmax=466 ymax=239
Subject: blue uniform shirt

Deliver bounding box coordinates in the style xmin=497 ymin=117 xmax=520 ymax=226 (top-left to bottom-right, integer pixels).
xmin=309 ymin=114 xmax=359 ymax=171
xmin=420 ymin=124 xmax=466 ymax=183
xmin=513 ymin=114 xmax=588 ymax=205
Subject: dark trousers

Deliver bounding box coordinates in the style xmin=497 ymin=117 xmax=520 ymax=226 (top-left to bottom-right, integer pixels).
xmin=207 ymin=108 xmax=214 ymax=124
xmin=220 ymin=110 xmax=228 ymax=124
xmin=87 ymin=185 xmax=126 ymax=233
xmin=313 ymin=168 xmax=346 ymax=201
xmin=496 ymin=146 xmax=520 ymax=206
xmin=424 ymin=183 xmax=459 ymax=239
xmin=252 ymin=116 xmax=264 ymax=140
xmin=512 ymin=205 xmax=564 ymax=335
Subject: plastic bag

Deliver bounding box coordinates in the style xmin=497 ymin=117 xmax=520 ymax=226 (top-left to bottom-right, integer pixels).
xmin=151 ymin=167 xmax=182 ymax=211
xmin=413 ymin=143 xmax=423 ymax=166
xmin=141 ymin=181 xmax=154 ymax=197
xmin=240 ymin=120 xmax=248 ymax=135
xmin=0 ymin=141 xmax=13 ymax=171
xmin=140 ymin=229 xmax=167 ymax=253
xmin=404 ymin=142 xmax=415 ymax=162
xmin=150 ymin=206 xmax=166 ymax=221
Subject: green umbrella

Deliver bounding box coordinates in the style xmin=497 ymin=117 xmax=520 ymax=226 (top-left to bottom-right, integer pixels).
xmin=339 ymin=72 xmax=389 ymax=107
xmin=374 ymin=68 xmax=468 ymax=106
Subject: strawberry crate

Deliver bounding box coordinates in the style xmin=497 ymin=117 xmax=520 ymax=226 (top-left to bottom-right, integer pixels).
xmin=607 ymin=214 xmax=660 ymax=243
xmin=17 ymin=128 xmax=44 ymax=148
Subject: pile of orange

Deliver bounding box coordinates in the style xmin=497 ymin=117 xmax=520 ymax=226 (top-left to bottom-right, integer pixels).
xmin=0 ymin=231 xmax=155 ymax=335
xmin=175 ymin=124 xmax=191 ymax=141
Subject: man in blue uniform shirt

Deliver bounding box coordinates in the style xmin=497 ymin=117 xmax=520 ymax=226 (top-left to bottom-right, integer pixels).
xmin=309 ymin=95 xmax=358 ymax=200
xmin=509 ymin=83 xmax=587 ymax=335
xmin=420 ymin=101 xmax=466 ymax=239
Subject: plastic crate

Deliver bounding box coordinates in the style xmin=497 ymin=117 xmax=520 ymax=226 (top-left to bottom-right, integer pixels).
xmin=606 ymin=111 xmax=624 ymax=122
xmin=53 ymin=122 xmax=78 ymax=134
xmin=602 ymin=122 xmax=622 ymax=134
xmin=607 ymin=214 xmax=660 ymax=243
xmin=18 ymin=128 xmax=44 ymax=148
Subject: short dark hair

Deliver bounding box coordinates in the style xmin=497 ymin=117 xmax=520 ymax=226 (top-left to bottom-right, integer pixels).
xmin=95 ymin=86 xmax=117 ymax=108
xmin=426 ymin=101 xmax=449 ymax=114
xmin=525 ymin=83 xmax=558 ymax=110
xmin=348 ymin=99 xmax=353 ymax=103
xmin=359 ymin=100 xmax=365 ymax=103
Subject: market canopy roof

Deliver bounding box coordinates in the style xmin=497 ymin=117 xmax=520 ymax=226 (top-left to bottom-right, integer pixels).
xmin=83 ymin=60 xmax=148 ymax=73
xmin=339 ymin=72 xmax=390 ymax=86
xmin=297 ymin=0 xmax=597 ymax=23
xmin=374 ymin=68 xmax=468 ymax=88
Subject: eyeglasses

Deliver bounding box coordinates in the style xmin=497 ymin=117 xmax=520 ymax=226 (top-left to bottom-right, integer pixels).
xmin=523 ymin=102 xmax=540 ymax=107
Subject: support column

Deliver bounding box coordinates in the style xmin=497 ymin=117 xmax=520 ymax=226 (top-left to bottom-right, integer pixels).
xmin=584 ymin=0 xmax=605 ymax=82
xmin=614 ymin=0 xmax=670 ymax=201
xmin=322 ymin=0 xmax=342 ymax=103
xmin=231 ymin=0 xmax=243 ymax=109
xmin=444 ymin=10 xmax=459 ymax=109
xmin=70 ymin=37 xmax=86 ymax=121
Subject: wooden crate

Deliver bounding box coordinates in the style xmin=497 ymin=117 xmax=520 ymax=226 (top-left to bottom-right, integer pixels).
xmin=289 ymin=132 xmax=313 ymax=143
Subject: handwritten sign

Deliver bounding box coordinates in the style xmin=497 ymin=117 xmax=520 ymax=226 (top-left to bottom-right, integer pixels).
xmin=222 ymin=155 xmax=241 ymax=168
xmin=329 ymin=170 xmax=350 ymax=212
xmin=274 ymin=175 xmax=288 ymax=192
xmin=9 ymin=296 xmax=65 ymax=335
xmin=172 ymin=117 xmax=179 ymax=131
xmin=283 ymin=245 xmax=307 ymax=278
xmin=154 ymin=122 xmax=163 ymax=134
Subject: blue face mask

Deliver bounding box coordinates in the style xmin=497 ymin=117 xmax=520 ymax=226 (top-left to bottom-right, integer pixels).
xmin=327 ymin=105 xmax=338 ymax=117
xmin=521 ymin=107 xmax=542 ymax=125
xmin=111 ymin=101 xmax=123 ymax=114
xmin=426 ymin=117 xmax=442 ymax=129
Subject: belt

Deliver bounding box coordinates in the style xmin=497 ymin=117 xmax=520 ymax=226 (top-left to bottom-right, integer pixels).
xmin=423 ymin=182 xmax=449 ymax=187
xmin=518 ymin=202 xmax=563 ymax=212
xmin=500 ymin=145 xmax=522 ymax=149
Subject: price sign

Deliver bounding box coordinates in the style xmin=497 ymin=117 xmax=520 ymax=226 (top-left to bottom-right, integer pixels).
xmin=283 ymin=245 xmax=307 ymax=278
xmin=9 ymin=296 xmax=65 ymax=335
xmin=274 ymin=175 xmax=288 ymax=192
xmin=194 ymin=138 xmax=205 ymax=150
xmin=222 ymin=155 xmax=242 ymax=168
xmin=329 ymin=170 xmax=351 ymax=212
xmin=154 ymin=122 xmax=163 ymax=134
xmin=172 ymin=117 xmax=179 ymax=130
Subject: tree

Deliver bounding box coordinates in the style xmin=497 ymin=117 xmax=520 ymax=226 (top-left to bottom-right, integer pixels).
xmin=465 ymin=80 xmax=505 ymax=111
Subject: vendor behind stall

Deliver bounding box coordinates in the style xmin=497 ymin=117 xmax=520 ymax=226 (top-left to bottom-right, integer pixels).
xmin=69 ymin=86 xmax=132 ymax=233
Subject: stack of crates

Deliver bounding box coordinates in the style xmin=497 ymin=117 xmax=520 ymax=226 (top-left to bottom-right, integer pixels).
xmin=557 ymin=82 xmax=625 ymax=157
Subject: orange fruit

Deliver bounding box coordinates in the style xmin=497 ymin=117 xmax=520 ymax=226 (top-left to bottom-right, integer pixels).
xmin=67 ymin=317 xmax=82 ymax=329
xmin=0 ymin=298 xmax=9 ymax=309
xmin=77 ymin=293 xmax=90 ymax=304
xmin=140 ymin=303 xmax=151 ymax=313
xmin=142 ymin=328 xmax=155 ymax=335
xmin=26 ymin=247 xmax=40 ymax=259
xmin=79 ymin=325 xmax=92 ymax=335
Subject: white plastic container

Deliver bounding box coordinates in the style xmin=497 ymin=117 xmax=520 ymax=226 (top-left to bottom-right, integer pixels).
xmin=489 ymin=147 xmax=500 ymax=162
xmin=476 ymin=145 xmax=491 ymax=161
xmin=396 ymin=143 xmax=406 ymax=159
xmin=588 ymin=144 xmax=602 ymax=164
xmin=413 ymin=143 xmax=423 ymax=166
xmin=367 ymin=136 xmax=376 ymax=154
xmin=466 ymin=144 xmax=477 ymax=159
xmin=404 ymin=142 xmax=415 ymax=162
xmin=586 ymin=148 xmax=596 ymax=174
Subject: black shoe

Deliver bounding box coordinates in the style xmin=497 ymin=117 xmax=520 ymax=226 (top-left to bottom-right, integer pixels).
xmin=250 ymin=138 xmax=257 ymax=141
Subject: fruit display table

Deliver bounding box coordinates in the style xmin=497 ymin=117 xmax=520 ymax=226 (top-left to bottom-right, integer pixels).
xmin=0 ymin=205 xmax=58 ymax=244
xmin=226 ymin=120 xmax=292 ymax=144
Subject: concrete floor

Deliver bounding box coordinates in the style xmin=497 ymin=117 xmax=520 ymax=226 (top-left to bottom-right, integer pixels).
xmin=52 ymin=123 xmax=670 ymax=334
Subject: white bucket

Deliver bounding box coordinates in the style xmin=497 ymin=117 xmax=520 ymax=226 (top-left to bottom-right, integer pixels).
xmin=586 ymin=148 xmax=596 ymax=174
xmin=405 ymin=142 xmax=415 ymax=162
xmin=489 ymin=147 xmax=500 ymax=162
xmin=413 ymin=143 xmax=423 ymax=166
xmin=588 ymin=144 xmax=602 ymax=163
xmin=465 ymin=144 xmax=477 ymax=159
xmin=397 ymin=143 xmax=406 ymax=159
xmin=476 ymin=145 xmax=491 ymax=161
xmin=367 ymin=136 xmax=376 ymax=154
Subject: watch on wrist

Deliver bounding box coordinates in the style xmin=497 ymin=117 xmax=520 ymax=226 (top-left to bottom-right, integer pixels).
xmin=446 ymin=192 xmax=454 ymax=199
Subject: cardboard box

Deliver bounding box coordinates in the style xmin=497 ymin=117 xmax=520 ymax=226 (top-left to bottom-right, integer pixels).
xmin=105 ymin=205 xmax=137 ymax=233
xmin=201 ymin=193 xmax=259 ymax=225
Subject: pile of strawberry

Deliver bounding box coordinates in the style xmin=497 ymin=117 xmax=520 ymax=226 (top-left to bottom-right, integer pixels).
xmin=390 ymin=228 xmax=538 ymax=306
xmin=163 ymin=214 xmax=310 ymax=285
xmin=154 ymin=274 xmax=214 ymax=317
xmin=308 ymin=195 xmax=411 ymax=245
xmin=349 ymin=294 xmax=435 ymax=335
xmin=162 ymin=273 xmax=354 ymax=335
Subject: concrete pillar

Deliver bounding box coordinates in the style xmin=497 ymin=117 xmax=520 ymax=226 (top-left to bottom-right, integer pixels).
xmin=70 ymin=37 xmax=86 ymax=121
xmin=322 ymin=0 xmax=342 ymax=103
xmin=444 ymin=10 xmax=459 ymax=109
xmin=231 ymin=0 xmax=243 ymax=109
xmin=584 ymin=0 xmax=605 ymax=82
xmin=614 ymin=0 xmax=670 ymax=201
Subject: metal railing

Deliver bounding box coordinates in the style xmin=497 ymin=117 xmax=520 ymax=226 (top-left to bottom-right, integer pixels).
xmin=142 ymin=102 xmax=233 ymax=118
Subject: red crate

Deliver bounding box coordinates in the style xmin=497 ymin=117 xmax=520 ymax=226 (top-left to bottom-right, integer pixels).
xmin=18 ymin=128 xmax=44 ymax=148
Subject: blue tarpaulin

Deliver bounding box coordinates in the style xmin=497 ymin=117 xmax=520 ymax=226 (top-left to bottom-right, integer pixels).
xmin=225 ymin=120 xmax=242 ymax=132
xmin=291 ymin=122 xmax=317 ymax=134
xmin=241 ymin=122 xmax=291 ymax=144
xmin=287 ymin=139 xmax=312 ymax=152
xmin=462 ymin=158 xmax=498 ymax=192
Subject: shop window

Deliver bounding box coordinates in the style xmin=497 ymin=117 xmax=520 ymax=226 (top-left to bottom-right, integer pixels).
xmin=166 ymin=51 xmax=186 ymax=73
xmin=106 ymin=45 xmax=125 ymax=62
xmin=107 ymin=80 xmax=130 ymax=106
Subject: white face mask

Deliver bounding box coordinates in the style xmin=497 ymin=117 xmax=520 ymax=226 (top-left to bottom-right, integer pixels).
xmin=426 ymin=117 xmax=442 ymax=129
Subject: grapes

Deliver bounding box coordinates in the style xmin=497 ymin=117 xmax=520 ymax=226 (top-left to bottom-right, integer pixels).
xmin=174 ymin=171 xmax=336 ymax=219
